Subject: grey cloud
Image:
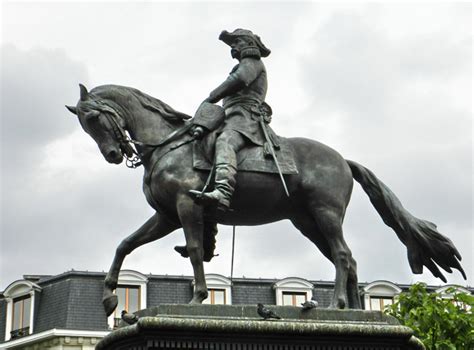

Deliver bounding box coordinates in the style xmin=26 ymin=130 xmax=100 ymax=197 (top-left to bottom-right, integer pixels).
xmin=291 ymin=7 xmax=472 ymax=284
xmin=1 ymin=44 xmax=88 ymax=185
xmin=1 ymin=45 xmax=87 ymax=148
xmin=1 ymin=45 xmax=91 ymax=286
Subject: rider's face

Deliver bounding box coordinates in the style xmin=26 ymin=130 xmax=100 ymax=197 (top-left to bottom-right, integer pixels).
xmin=230 ymin=37 xmax=247 ymax=59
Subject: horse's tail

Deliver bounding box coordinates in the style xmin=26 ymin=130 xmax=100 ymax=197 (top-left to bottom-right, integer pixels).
xmin=346 ymin=159 xmax=466 ymax=282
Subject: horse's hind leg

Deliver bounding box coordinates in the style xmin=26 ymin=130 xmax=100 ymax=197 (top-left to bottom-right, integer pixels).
xmin=292 ymin=213 xmax=360 ymax=309
xmin=347 ymin=257 xmax=361 ymax=309
xmin=316 ymin=208 xmax=355 ymax=309
xmin=103 ymin=212 xmax=178 ymax=316
xmin=292 ymin=206 xmax=358 ymax=309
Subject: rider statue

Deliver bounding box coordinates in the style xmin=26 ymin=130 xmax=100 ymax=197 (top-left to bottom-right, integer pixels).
xmin=190 ymin=28 xmax=272 ymax=210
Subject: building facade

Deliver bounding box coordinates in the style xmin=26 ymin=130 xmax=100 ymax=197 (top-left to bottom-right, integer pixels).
xmin=1 ymin=270 xmax=471 ymax=350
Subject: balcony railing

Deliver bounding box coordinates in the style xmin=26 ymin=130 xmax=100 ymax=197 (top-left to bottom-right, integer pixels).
xmin=10 ymin=327 xmax=29 ymax=339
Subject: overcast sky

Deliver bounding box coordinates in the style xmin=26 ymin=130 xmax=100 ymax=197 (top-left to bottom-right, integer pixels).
xmin=1 ymin=2 xmax=472 ymax=292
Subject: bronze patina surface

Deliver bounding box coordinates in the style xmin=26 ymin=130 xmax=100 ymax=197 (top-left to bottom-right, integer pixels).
xmin=66 ymin=29 xmax=465 ymax=318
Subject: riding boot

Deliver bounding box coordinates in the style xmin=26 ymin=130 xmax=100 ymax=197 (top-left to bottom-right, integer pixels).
xmin=189 ymin=146 xmax=238 ymax=210
xmin=201 ymin=162 xmax=237 ymax=209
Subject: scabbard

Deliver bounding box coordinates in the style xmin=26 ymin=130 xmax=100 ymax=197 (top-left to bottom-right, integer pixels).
xmin=258 ymin=116 xmax=290 ymax=197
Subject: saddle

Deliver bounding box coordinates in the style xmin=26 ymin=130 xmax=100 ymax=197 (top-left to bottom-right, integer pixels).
xmin=193 ymin=136 xmax=298 ymax=174
xmin=192 ymin=102 xmax=298 ymax=175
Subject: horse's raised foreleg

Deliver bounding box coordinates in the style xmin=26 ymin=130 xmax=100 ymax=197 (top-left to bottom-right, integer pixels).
xmin=103 ymin=212 xmax=178 ymax=316
xmin=176 ymin=195 xmax=208 ymax=304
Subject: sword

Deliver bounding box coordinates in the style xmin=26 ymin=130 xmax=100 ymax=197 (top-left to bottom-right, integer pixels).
xmin=259 ymin=115 xmax=290 ymax=197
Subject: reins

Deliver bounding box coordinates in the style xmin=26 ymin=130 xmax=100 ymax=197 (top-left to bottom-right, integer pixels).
xmin=103 ymin=112 xmax=194 ymax=169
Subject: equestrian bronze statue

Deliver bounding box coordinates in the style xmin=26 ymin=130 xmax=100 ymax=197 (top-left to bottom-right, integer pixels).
xmin=66 ymin=29 xmax=465 ymax=316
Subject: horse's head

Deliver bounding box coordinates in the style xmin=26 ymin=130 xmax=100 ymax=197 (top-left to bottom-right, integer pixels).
xmin=66 ymin=84 xmax=127 ymax=164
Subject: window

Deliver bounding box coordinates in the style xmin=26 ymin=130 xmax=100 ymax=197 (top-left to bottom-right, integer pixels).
xmin=203 ymin=288 xmax=226 ymax=305
xmin=274 ymin=278 xmax=313 ymax=306
xmin=113 ymin=285 xmax=141 ymax=328
xmin=12 ymin=295 xmax=31 ymax=336
xmin=3 ymin=280 xmax=41 ymax=341
xmin=107 ymin=270 xmax=148 ymax=329
xmin=369 ymin=296 xmax=394 ymax=311
xmin=196 ymin=274 xmax=232 ymax=305
xmin=363 ymin=281 xmax=401 ymax=311
xmin=282 ymin=292 xmax=307 ymax=306
xmin=116 ymin=285 xmax=141 ymax=313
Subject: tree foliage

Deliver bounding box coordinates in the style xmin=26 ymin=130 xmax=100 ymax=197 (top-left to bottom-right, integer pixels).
xmin=386 ymin=283 xmax=474 ymax=350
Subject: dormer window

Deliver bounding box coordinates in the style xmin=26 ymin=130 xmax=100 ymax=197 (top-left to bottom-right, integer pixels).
xmin=201 ymin=274 xmax=232 ymax=305
xmin=362 ymin=281 xmax=402 ymax=311
xmin=274 ymin=278 xmax=314 ymax=306
xmin=3 ymin=280 xmax=41 ymax=341
xmin=108 ymin=270 xmax=148 ymax=329
xmin=436 ymin=285 xmax=471 ymax=310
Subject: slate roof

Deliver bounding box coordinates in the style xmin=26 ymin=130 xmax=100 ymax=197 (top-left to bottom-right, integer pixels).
xmin=1 ymin=270 xmax=472 ymax=344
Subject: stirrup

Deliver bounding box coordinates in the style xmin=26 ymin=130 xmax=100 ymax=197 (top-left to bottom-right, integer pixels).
xmin=189 ymin=189 xmax=230 ymax=210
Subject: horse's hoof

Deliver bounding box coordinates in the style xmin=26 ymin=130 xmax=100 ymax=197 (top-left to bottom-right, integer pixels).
xmin=189 ymin=294 xmax=207 ymax=304
xmin=103 ymin=294 xmax=118 ymax=316
xmin=328 ymin=299 xmax=346 ymax=309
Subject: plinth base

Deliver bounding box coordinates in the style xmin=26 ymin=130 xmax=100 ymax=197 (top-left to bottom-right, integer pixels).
xmin=97 ymin=305 xmax=424 ymax=350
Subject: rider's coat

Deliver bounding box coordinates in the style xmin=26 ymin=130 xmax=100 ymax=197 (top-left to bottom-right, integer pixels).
xmin=213 ymin=56 xmax=268 ymax=146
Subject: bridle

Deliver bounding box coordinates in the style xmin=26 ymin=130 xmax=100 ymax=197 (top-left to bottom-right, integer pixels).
xmin=100 ymin=108 xmax=194 ymax=169
xmin=101 ymin=111 xmax=142 ymax=168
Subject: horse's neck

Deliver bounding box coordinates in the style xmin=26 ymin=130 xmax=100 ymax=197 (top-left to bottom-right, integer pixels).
xmin=125 ymin=107 xmax=177 ymax=145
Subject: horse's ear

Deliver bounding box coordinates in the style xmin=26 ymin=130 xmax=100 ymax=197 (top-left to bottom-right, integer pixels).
xmin=65 ymin=105 xmax=78 ymax=115
xmin=79 ymin=83 xmax=89 ymax=101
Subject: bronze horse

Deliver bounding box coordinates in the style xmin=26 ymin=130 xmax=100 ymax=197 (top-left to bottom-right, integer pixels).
xmin=66 ymin=84 xmax=465 ymax=316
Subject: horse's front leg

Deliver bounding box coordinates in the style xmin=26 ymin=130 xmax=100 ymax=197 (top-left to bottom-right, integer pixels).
xmin=176 ymin=194 xmax=208 ymax=303
xmin=103 ymin=212 xmax=178 ymax=316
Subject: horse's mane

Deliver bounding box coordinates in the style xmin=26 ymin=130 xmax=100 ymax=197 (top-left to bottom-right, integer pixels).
xmin=91 ymin=85 xmax=191 ymax=124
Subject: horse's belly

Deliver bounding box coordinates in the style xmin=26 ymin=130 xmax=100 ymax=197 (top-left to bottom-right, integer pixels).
xmin=215 ymin=209 xmax=287 ymax=226
xmin=214 ymin=172 xmax=298 ymax=225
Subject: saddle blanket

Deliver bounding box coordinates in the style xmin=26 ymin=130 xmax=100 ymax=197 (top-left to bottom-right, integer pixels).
xmin=193 ymin=137 xmax=298 ymax=174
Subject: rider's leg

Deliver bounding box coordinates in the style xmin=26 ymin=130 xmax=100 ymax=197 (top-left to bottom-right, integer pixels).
xmin=190 ymin=130 xmax=246 ymax=209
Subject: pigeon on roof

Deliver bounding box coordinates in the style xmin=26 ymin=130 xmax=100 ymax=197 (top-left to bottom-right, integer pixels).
xmin=121 ymin=310 xmax=139 ymax=325
xmin=257 ymin=303 xmax=281 ymax=320
xmin=301 ymin=299 xmax=318 ymax=310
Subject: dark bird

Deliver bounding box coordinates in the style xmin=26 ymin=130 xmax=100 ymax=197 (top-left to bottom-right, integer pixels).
xmin=257 ymin=303 xmax=281 ymax=320
xmin=301 ymin=299 xmax=318 ymax=310
xmin=121 ymin=310 xmax=139 ymax=325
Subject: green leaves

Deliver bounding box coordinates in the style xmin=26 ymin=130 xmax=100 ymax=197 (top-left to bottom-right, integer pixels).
xmin=386 ymin=283 xmax=474 ymax=350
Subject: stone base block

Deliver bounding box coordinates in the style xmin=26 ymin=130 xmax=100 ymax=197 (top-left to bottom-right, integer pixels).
xmin=97 ymin=305 xmax=424 ymax=350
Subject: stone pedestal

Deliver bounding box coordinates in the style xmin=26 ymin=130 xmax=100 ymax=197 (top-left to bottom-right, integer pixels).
xmin=96 ymin=305 xmax=424 ymax=350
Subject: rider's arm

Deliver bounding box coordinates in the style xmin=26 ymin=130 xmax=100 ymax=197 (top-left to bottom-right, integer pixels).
xmin=206 ymin=58 xmax=263 ymax=103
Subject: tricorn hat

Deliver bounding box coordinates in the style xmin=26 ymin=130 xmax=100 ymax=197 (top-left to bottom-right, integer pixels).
xmin=219 ymin=28 xmax=271 ymax=57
